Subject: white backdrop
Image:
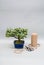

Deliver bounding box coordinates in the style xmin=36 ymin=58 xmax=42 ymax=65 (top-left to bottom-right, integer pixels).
xmin=0 ymin=0 xmax=44 ymax=38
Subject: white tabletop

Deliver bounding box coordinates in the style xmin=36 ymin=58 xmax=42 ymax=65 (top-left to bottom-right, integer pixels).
xmin=0 ymin=38 xmax=44 ymax=65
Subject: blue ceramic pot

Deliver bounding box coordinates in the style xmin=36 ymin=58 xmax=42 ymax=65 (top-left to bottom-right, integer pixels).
xmin=14 ymin=40 xmax=24 ymax=49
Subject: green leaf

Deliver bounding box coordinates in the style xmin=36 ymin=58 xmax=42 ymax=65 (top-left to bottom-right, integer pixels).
xmin=6 ymin=28 xmax=28 ymax=40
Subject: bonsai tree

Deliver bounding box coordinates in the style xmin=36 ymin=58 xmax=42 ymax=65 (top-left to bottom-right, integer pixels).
xmin=6 ymin=28 xmax=28 ymax=43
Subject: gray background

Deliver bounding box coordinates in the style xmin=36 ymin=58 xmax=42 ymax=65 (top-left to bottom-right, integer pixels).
xmin=0 ymin=0 xmax=44 ymax=38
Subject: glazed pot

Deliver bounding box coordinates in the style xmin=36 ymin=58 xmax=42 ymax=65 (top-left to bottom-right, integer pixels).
xmin=14 ymin=40 xmax=24 ymax=49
